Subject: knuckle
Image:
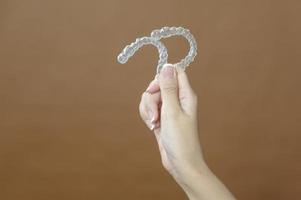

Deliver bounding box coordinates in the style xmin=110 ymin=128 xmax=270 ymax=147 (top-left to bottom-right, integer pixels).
xmin=162 ymin=84 xmax=177 ymax=94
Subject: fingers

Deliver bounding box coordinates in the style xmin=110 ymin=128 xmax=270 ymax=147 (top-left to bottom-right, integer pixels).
xmin=176 ymin=66 xmax=198 ymax=116
xmin=158 ymin=64 xmax=181 ymax=115
xmin=139 ymin=92 xmax=161 ymax=131
xmin=146 ymin=79 xmax=160 ymax=94
xmin=140 ymin=64 xmax=198 ymax=130
xmin=176 ymin=66 xmax=194 ymax=95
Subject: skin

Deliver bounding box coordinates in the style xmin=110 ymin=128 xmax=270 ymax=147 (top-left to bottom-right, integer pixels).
xmin=139 ymin=64 xmax=236 ymax=200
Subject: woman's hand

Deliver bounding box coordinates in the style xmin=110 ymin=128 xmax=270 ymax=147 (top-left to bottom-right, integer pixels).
xmin=139 ymin=64 xmax=236 ymax=200
xmin=139 ymin=64 xmax=203 ymax=180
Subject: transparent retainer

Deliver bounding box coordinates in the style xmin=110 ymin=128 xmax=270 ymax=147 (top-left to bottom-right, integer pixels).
xmin=117 ymin=26 xmax=197 ymax=74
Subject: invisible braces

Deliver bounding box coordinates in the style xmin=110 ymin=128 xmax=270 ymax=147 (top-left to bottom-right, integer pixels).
xmin=117 ymin=26 xmax=197 ymax=74
xmin=117 ymin=37 xmax=168 ymax=74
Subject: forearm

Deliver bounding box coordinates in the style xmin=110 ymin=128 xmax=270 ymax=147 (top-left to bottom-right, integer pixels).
xmin=175 ymin=163 xmax=236 ymax=200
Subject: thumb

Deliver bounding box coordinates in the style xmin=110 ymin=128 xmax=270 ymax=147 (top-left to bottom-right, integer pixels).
xmin=158 ymin=64 xmax=181 ymax=114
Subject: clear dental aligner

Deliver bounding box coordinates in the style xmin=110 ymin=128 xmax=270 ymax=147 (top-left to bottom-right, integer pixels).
xmin=117 ymin=26 xmax=197 ymax=74
xmin=117 ymin=37 xmax=168 ymax=74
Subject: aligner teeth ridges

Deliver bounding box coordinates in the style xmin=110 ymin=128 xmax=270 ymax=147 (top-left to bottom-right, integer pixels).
xmin=117 ymin=26 xmax=197 ymax=74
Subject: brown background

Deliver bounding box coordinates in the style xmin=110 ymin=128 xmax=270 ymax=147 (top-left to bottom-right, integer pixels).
xmin=0 ymin=0 xmax=300 ymax=199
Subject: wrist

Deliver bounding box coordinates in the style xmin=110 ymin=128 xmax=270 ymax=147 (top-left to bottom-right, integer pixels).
xmin=174 ymin=162 xmax=236 ymax=200
xmin=172 ymin=161 xmax=212 ymax=195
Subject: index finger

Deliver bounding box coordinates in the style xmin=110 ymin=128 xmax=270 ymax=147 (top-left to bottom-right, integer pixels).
xmin=145 ymin=78 xmax=160 ymax=94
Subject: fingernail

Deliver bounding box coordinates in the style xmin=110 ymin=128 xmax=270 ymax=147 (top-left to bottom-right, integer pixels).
xmin=161 ymin=64 xmax=175 ymax=79
xmin=146 ymin=84 xmax=152 ymax=93
xmin=151 ymin=116 xmax=155 ymax=123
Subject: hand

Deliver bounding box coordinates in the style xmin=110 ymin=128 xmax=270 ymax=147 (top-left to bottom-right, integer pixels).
xmin=139 ymin=64 xmax=236 ymax=200
xmin=139 ymin=64 xmax=203 ymax=180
